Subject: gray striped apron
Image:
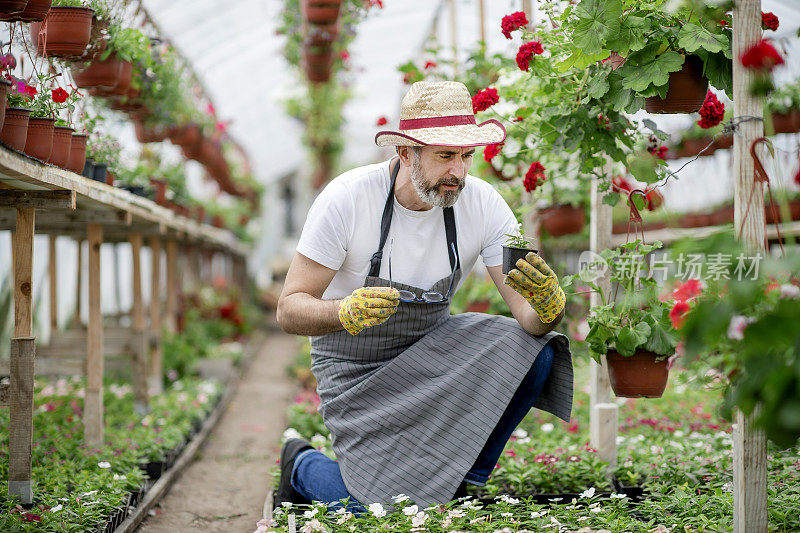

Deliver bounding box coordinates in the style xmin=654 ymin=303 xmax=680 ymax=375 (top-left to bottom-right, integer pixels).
xmin=310 ymin=162 xmax=573 ymax=507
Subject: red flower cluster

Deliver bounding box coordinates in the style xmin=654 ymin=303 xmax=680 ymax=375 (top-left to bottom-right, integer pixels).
xmin=646 ymin=135 xmax=668 ymax=160
xmin=761 ymin=11 xmax=779 ymax=31
xmin=219 ymin=301 xmax=244 ymax=328
xmin=0 ymin=53 xmax=15 ymax=70
xmin=51 ymin=87 xmax=69 ymax=103
xmin=669 ymin=301 xmax=691 ymax=329
xmin=669 ymin=279 xmax=704 ymax=329
xmin=483 ymin=142 xmax=502 ymax=163
xmin=339 ymin=50 xmax=350 ymax=62
xmin=472 ymin=87 xmax=499 ymax=113
xmin=612 ymin=175 xmax=662 ymax=211
xmin=376 ymin=116 xmax=388 ymax=126
xmin=424 ymin=61 xmax=437 ymax=70
xmin=597 ymin=113 xmax=610 ymax=129
xmin=501 ymin=11 xmax=528 ymax=39
xmin=515 ymin=40 xmax=543 ymax=71
xmin=364 ymin=0 xmax=383 ymax=8
xmin=740 ymin=39 xmax=784 ymax=71
xmin=512 ymin=116 xmax=525 ymax=122
xmin=697 ymin=90 xmax=725 ymax=129
xmin=523 ymin=161 xmax=546 ymax=192
xmin=794 ymin=163 xmax=800 ymax=187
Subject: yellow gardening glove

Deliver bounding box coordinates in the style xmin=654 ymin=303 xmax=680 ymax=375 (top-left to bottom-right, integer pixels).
xmin=503 ymin=252 xmax=565 ymax=324
xmin=338 ymin=287 xmax=400 ymax=335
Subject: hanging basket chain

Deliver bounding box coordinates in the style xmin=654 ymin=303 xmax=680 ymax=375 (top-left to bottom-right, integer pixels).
xmin=739 ymin=137 xmax=786 ymax=256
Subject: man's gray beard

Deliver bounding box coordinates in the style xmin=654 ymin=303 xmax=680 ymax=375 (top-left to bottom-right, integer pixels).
xmin=409 ymin=154 xmax=464 ymax=208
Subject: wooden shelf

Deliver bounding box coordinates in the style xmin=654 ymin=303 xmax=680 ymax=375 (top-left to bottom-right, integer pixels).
xmin=0 ymin=145 xmax=249 ymax=256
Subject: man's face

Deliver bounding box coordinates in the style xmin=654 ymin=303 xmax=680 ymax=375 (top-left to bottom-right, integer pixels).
xmin=409 ymin=145 xmax=475 ymax=208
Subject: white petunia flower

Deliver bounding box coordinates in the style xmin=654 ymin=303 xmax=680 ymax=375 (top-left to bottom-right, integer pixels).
xmin=391 ymin=493 xmax=409 ymax=503
xmin=411 ymin=511 xmax=428 ymax=527
xmin=304 ymin=507 xmax=318 ymax=518
xmin=610 ymin=493 xmax=627 ymax=499
xmin=50 ymin=505 xmax=62 ymax=512
xmin=780 ymin=284 xmax=800 ymax=299
xmin=97 ymin=461 xmax=111 ymax=469
xmin=498 ymin=494 xmax=520 ymax=505
xmin=512 ymin=428 xmax=528 ymax=439
xmin=402 ymin=504 xmax=418 ymax=516
xmin=530 ymin=510 xmax=548 ymax=518
xmin=369 ymin=502 xmax=386 ymax=518
xmin=541 ymin=423 xmax=554 ymax=433
xmin=282 ymin=428 xmax=303 ymax=441
xmin=579 ymin=487 xmax=596 ymax=499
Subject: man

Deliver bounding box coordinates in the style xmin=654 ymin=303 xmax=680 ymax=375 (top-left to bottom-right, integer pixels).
xmin=275 ymin=81 xmax=573 ymax=510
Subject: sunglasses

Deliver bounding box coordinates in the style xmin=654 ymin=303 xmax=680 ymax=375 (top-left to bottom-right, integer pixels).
xmin=388 ymin=238 xmax=457 ymax=303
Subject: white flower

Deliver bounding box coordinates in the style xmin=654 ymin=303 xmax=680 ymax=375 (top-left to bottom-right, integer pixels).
xmin=674 ymin=430 xmax=684 ymax=437
xmin=282 ymin=428 xmax=303 ymax=441
xmin=498 ymin=494 xmax=520 ymax=505
xmin=304 ymin=507 xmax=318 ymax=518
xmin=530 ymin=509 xmax=548 ymax=518
xmin=541 ymin=423 xmax=554 ymax=433
xmin=300 ymin=518 xmax=327 ymax=533
xmin=460 ymin=498 xmax=483 ymax=510
xmin=369 ymin=503 xmax=386 ymax=518
xmin=50 ymin=504 xmax=62 ymax=512
xmin=391 ymin=493 xmax=409 ymax=503
xmin=403 ymin=504 xmax=418 ymax=516
xmin=780 ymin=284 xmax=800 ymax=299
xmin=448 ymin=508 xmax=466 ymax=518
xmin=610 ymin=493 xmax=627 ymax=499
xmin=727 ymin=315 xmax=755 ymax=340
xmin=336 ymin=511 xmax=353 ymax=524
xmin=112 ymin=474 xmax=126 ymax=481
xmin=281 ymin=502 xmax=293 ymax=509
xmin=97 ymin=461 xmax=111 ymax=469
xmin=311 ymin=434 xmax=327 ymax=445
xmin=411 ymin=511 xmax=428 ymax=527
xmin=591 ymin=506 xmax=604 ymax=513
xmin=616 ymin=436 xmax=625 ymax=445
xmin=579 ymin=487 xmax=596 ymax=499
xmin=500 ymin=512 xmax=514 ymax=517
xmin=512 ymin=428 xmax=528 ymax=439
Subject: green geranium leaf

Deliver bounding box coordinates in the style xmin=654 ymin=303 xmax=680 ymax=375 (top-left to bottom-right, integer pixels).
xmin=603 ymin=192 xmax=621 ymax=207
xmin=677 ymin=23 xmax=728 ymax=54
xmin=702 ymin=51 xmax=733 ymax=95
xmin=587 ymin=75 xmax=610 ymax=99
xmin=557 ymin=49 xmax=610 ymax=72
xmin=620 ymin=47 xmax=684 ymax=92
xmin=627 ymin=152 xmax=659 ymax=183
xmin=587 ymin=322 xmax=614 ymax=355
xmin=606 ymin=73 xmax=635 ymax=111
xmin=644 ymin=314 xmax=679 ymax=355
xmin=631 ymin=193 xmax=647 ymax=211
xmin=616 ymin=322 xmax=651 ymax=356
xmin=571 ymin=0 xmax=622 ymax=56
xmin=606 ymin=15 xmax=649 ymax=56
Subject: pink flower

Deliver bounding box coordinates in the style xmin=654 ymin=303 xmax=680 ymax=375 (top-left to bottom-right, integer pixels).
xmin=376 ymin=116 xmax=388 ymax=126
xmin=761 ymin=12 xmax=779 ymax=31
xmin=501 ymin=11 xmax=528 ymax=39
xmin=727 ymin=315 xmax=754 ymax=340
xmin=483 ymin=142 xmax=502 ymax=162
xmin=697 ymin=91 xmax=725 ymax=129
xmin=669 ymin=301 xmax=690 ymax=329
xmin=515 ymin=41 xmax=543 ymax=71
xmin=740 ymin=39 xmax=784 ymax=71
xmin=505 ymin=449 xmax=517 ymax=457
xmin=524 ymin=161 xmax=545 ymax=192
xmin=471 ymin=87 xmax=499 ymax=113
xmin=779 ymin=284 xmax=800 ymax=299
xmin=339 ymin=50 xmax=349 ymax=62
xmin=0 ymin=53 xmax=15 ymax=70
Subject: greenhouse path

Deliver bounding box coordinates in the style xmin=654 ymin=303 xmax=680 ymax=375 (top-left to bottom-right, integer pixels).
xmin=136 ymin=325 xmax=300 ymax=533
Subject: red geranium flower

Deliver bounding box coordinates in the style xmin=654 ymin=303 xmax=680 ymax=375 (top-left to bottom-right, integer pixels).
xmin=364 ymin=0 xmax=383 ymax=8
xmin=515 ymin=40 xmax=543 ymax=71
xmin=483 ymin=142 xmax=502 ymax=163
xmin=761 ymin=12 xmax=779 ymax=31
xmin=0 ymin=53 xmax=15 ymax=70
xmin=513 ymin=116 xmax=524 ymax=122
xmin=376 ymin=116 xmax=388 ymax=126
xmin=424 ymin=61 xmax=437 ymax=70
xmin=740 ymin=39 xmax=784 ymax=71
xmin=673 ymin=279 xmax=703 ymax=302
xmin=21 ymin=513 xmax=42 ymax=522
xmin=501 ymin=11 xmax=528 ymax=39
xmin=697 ymin=90 xmax=725 ymax=129
xmin=612 ymin=175 xmax=633 ymax=193
xmin=51 ymin=87 xmax=69 ymax=103
xmin=523 ymin=161 xmax=546 ymax=192
xmin=670 ymin=301 xmax=691 ymax=329
xmin=794 ymin=164 xmax=800 ymax=188
xmin=339 ymin=50 xmax=350 ymax=62
xmin=24 ymin=84 xmax=37 ymax=98
xmin=645 ymin=188 xmax=663 ymax=211
xmin=472 ymin=87 xmax=499 ymax=113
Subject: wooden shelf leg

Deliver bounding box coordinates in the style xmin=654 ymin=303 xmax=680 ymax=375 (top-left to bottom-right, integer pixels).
xmin=129 ymin=233 xmax=149 ymax=413
xmin=49 ymin=235 xmax=57 ymax=333
xmin=148 ymin=236 xmax=163 ymax=395
xmin=165 ymin=240 xmax=178 ymax=335
xmin=84 ymin=223 xmax=103 ymax=446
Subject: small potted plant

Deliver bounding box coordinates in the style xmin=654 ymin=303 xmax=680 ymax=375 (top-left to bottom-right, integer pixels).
xmin=46 ymin=85 xmax=81 ymax=169
xmin=502 ymin=222 xmax=537 ymax=275
xmin=85 ymin=132 xmax=120 ymax=183
xmin=30 ymin=0 xmax=94 ymax=58
xmin=563 ymin=239 xmax=680 ymax=398
xmin=23 ymin=73 xmax=61 ymax=162
xmin=1 ymin=77 xmax=33 ymax=151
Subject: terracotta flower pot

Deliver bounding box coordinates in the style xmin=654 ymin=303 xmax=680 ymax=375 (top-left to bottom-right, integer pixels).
xmin=0 ymin=0 xmax=28 ymax=19
xmin=212 ymin=215 xmax=225 ymax=228
xmin=0 ymin=78 xmax=12 ymax=131
xmin=66 ymin=132 xmax=87 ymax=173
xmin=18 ymin=0 xmax=49 ymax=22
xmin=538 ymin=204 xmax=586 ymax=237
xmin=771 ymin=111 xmax=800 ymax=135
xmin=301 ymin=0 xmax=342 ymax=25
xmin=607 ymin=349 xmax=669 ymax=398
xmin=88 ymin=59 xmax=132 ymax=97
xmin=645 ymin=55 xmax=709 ymax=114
xmin=465 ymin=300 xmax=491 ymax=313
xmin=71 ymin=54 xmax=122 ymax=89
xmin=169 ymin=123 xmax=201 ymax=148
xmin=133 ymin=117 xmax=167 ymax=143
xmin=306 ymin=23 xmax=338 ymax=46
xmin=304 ymin=46 xmax=333 ymax=82
xmin=0 ymin=107 xmax=31 ymax=151
xmin=46 ymin=125 xmax=73 ymax=168
xmin=22 ymin=116 xmax=55 ymax=161
xmin=195 ymin=205 xmax=205 ymax=224
xmin=30 ymin=7 xmax=94 ymax=57
xmin=149 ymin=178 xmax=168 ymax=205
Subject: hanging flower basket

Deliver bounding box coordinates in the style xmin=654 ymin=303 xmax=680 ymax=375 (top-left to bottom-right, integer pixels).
xmin=306 ymin=23 xmax=338 ymax=46
xmin=71 ymin=54 xmax=123 ymax=89
xmin=133 ymin=115 xmax=167 ymax=143
xmin=30 ymin=6 xmax=94 ymax=58
xmin=644 ymin=55 xmax=709 ymax=114
xmin=0 ymin=78 xmax=12 ymax=131
xmin=772 ymin=110 xmax=800 ymax=134
xmin=607 ymin=349 xmax=669 ymax=398
xmin=66 ymin=132 xmax=87 ymax=173
xmin=23 ymin=116 xmax=55 ymax=161
xmin=46 ymin=125 xmax=73 ymax=168
xmin=301 ymin=0 xmax=342 ymax=25
xmin=17 ymin=0 xmax=50 ymax=22
xmin=304 ymin=46 xmax=334 ymax=83
xmin=168 ymin=123 xmax=201 ymax=149
xmin=0 ymin=107 xmax=31 ymax=151
xmin=0 ymin=0 xmax=28 ymax=20
xmin=149 ymin=178 xmax=168 ymax=205
xmin=538 ymin=204 xmax=586 ymax=237
xmin=88 ymin=59 xmax=132 ymax=97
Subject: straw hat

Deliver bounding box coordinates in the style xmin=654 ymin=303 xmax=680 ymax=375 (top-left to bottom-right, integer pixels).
xmin=375 ymin=81 xmax=506 ymax=147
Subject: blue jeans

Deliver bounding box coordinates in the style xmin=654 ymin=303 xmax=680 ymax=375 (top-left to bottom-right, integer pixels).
xmin=291 ymin=342 xmax=555 ymax=506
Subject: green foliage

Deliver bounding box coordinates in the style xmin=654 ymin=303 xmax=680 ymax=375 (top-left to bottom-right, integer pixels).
xmin=51 ymin=0 xmax=87 ymax=6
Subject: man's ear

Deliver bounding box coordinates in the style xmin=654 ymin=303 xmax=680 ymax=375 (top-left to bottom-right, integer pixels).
xmin=397 ymin=146 xmax=413 ymax=167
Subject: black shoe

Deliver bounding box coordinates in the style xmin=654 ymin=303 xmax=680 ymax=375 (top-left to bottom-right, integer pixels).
xmin=453 ymin=480 xmax=468 ymax=500
xmin=274 ymin=438 xmax=314 ymax=509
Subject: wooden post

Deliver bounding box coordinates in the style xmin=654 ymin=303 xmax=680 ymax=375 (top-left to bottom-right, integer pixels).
xmin=522 ymin=0 xmax=533 ymax=28
xmin=165 ymin=240 xmax=178 ymax=334
xmin=595 ymin=403 xmax=618 ymax=472
xmin=448 ymin=0 xmax=458 ymax=75
xmin=148 ymin=237 xmax=163 ymax=395
xmin=589 ymin=169 xmax=615 ymax=449
xmin=84 ymin=223 xmax=103 ymax=445
xmin=49 ymin=235 xmax=57 ymax=333
xmin=9 ymin=207 xmax=35 ymax=505
xmin=732 ymin=1 xmax=767 ymax=531
xmin=113 ymin=244 xmax=122 ymax=319
xmin=477 ymin=0 xmax=486 ymax=43
xmin=129 ymin=233 xmax=149 ymax=413
xmin=72 ymin=238 xmax=83 ymax=329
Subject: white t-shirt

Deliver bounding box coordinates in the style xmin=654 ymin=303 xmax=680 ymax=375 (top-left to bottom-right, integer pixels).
xmin=296 ymin=158 xmax=518 ymax=300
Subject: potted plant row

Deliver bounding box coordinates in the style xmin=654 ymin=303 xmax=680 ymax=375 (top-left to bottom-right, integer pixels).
xmin=0 ymin=0 xmax=51 ymax=22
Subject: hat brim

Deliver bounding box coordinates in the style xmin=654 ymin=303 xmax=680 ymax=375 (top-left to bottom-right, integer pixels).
xmin=374 ymin=119 xmax=506 ymax=147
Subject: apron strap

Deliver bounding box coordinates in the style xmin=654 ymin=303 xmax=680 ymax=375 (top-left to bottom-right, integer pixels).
xmin=368 ymin=158 xmax=460 ymax=277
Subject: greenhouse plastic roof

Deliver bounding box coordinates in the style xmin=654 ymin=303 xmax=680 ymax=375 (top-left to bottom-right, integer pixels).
xmin=142 ymin=0 xmax=800 ymax=195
